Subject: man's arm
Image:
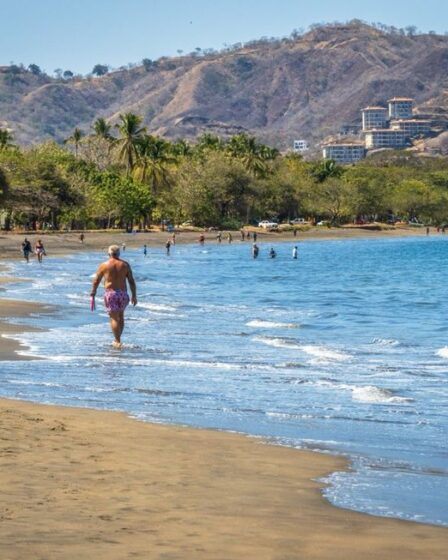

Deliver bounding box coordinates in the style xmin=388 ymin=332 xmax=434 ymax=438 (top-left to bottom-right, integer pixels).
xmin=126 ymin=265 xmax=137 ymax=305
xmin=90 ymin=265 xmax=105 ymax=297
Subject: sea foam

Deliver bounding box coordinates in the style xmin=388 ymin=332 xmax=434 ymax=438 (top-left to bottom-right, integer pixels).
xmin=246 ymin=319 xmax=298 ymax=328
xmin=436 ymin=347 xmax=448 ymax=359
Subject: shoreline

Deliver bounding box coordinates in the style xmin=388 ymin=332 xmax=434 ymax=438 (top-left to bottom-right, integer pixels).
xmin=0 ymin=225 xmax=435 ymax=261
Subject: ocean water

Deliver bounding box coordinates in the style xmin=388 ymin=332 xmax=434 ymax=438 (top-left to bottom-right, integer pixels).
xmin=0 ymin=236 xmax=447 ymax=526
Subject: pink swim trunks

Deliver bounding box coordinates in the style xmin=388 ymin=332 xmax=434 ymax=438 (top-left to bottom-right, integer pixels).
xmin=104 ymin=289 xmax=130 ymax=314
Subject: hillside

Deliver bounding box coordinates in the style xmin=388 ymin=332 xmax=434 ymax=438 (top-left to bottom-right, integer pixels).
xmin=2 ymin=21 xmax=448 ymax=149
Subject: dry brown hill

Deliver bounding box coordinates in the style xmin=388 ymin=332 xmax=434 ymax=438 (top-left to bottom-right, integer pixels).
xmin=2 ymin=21 xmax=448 ymax=149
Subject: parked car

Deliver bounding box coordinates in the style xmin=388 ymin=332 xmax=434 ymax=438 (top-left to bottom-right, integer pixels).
xmin=316 ymin=220 xmax=330 ymax=226
xmin=290 ymin=218 xmax=307 ymax=224
xmin=258 ymin=220 xmax=279 ymax=229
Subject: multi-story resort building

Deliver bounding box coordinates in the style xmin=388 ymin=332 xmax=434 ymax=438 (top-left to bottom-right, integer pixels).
xmin=361 ymin=106 xmax=388 ymax=131
xmin=322 ymin=95 xmax=435 ymax=163
xmin=388 ymin=97 xmax=414 ymax=119
xmin=322 ymin=143 xmax=366 ymax=163
xmin=389 ymin=119 xmax=431 ymax=137
xmin=364 ymin=129 xmax=408 ymax=149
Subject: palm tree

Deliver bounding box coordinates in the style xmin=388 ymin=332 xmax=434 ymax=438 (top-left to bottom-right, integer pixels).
xmin=195 ymin=133 xmax=223 ymax=153
xmin=226 ymin=133 xmax=268 ymax=178
xmin=172 ymin=139 xmax=192 ymax=157
xmin=0 ymin=128 xmax=15 ymax=152
xmin=115 ymin=113 xmax=146 ymax=175
xmin=310 ymin=159 xmax=343 ymax=183
xmin=92 ymin=117 xmax=113 ymax=141
xmin=64 ymin=127 xmax=84 ymax=156
xmin=134 ymin=134 xmax=176 ymax=195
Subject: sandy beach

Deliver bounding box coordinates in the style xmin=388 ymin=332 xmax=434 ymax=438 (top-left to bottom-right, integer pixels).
xmin=0 ymin=234 xmax=447 ymax=559
xmin=0 ymin=397 xmax=447 ymax=560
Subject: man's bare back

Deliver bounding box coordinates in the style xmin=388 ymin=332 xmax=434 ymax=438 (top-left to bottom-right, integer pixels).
xmin=90 ymin=245 xmax=137 ymax=347
xmin=96 ymin=258 xmax=134 ymax=292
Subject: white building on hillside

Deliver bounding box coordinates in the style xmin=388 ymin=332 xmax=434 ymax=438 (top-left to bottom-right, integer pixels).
xmin=389 ymin=119 xmax=431 ymax=137
xmin=322 ymin=143 xmax=366 ymax=163
xmin=361 ymin=106 xmax=388 ymax=131
xmin=364 ymin=129 xmax=408 ymax=149
xmin=388 ymin=97 xmax=413 ymax=119
xmin=293 ymin=139 xmax=309 ymax=153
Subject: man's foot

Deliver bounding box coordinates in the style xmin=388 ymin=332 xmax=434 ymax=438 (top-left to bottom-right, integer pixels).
xmin=112 ymin=341 xmax=123 ymax=349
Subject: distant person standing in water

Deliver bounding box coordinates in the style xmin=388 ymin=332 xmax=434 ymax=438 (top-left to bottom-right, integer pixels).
xmin=35 ymin=239 xmax=46 ymax=263
xmin=199 ymin=234 xmax=205 ymax=245
xmin=143 ymin=244 xmax=147 ymax=257
xmin=240 ymin=229 xmax=245 ymax=241
xmin=227 ymin=232 xmax=233 ymax=244
xmin=166 ymin=239 xmax=171 ymax=255
xmin=22 ymin=238 xmax=32 ymax=263
xmin=121 ymin=242 xmax=126 ymax=253
xmin=292 ymin=246 xmax=298 ymax=259
xmin=171 ymin=232 xmax=176 ymax=245
xmin=252 ymin=243 xmax=259 ymax=259
xmin=269 ymin=247 xmax=276 ymax=259
xmin=426 ymin=227 xmax=430 ymax=236
xmin=253 ymin=231 xmax=257 ymax=242
xmin=216 ymin=231 xmax=222 ymax=243
xmin=90 ymin=245 xmax=137 ymax=349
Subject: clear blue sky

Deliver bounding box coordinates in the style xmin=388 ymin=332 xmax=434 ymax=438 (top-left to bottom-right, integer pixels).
xmin=1 ymin=0 xmax=447 ymax=75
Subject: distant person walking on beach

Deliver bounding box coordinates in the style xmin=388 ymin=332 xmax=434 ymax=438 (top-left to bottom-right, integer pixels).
xmin=216 ymin=231 xmax=222 ymax=243
xmin=426 ymin=227 xmax=430 ymax=235
xmin=90 ymin=245 xmax=137 ymax=349
xmin=253 ymin=232 xmax=257 ymax=242
xmin=292 ymin=246 xmax=298 ymax=259
xmin=35 ymin=239 xmax=46 ymax=263
xmin=199 ymin=234 xmax=205 ymax=245
xmin=252 ymin=243 xmax=259 ymax=259
xmin=227 ymin=232 xmax=233 ymax=244
xmin=171 ymin=233 xmax=176 ymax=245
xmin=22 ymin=238 xmax=32 ymax=263
xmin=166 ymin=239 xmax=171 ymax=255
xmin=79 ymin=233 xmax=85 ymax=244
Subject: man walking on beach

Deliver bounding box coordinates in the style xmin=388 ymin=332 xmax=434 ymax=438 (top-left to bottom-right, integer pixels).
xmin=90 ymin=245 xmax=137 ymax=348
xmin=22 ymin=238 xmax=32 ymax=262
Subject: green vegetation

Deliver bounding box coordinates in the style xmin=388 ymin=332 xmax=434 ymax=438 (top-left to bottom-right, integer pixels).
xmin=1 ymin=117 xmax=448 ymax=231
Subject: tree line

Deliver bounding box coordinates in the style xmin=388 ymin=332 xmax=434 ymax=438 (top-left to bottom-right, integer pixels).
xmin=1 ymin=115 xmax=448 ymax=231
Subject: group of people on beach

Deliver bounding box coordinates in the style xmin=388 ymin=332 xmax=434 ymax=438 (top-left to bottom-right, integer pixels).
xmin=21 ymin=238 xmax=46 ymax=263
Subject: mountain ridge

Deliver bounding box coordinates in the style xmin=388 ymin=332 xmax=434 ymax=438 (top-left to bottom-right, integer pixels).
xmin=2 ymin=21 xmax=448 ymax=150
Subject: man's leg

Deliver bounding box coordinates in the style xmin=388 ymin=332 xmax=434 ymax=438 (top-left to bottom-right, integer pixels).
xmin=109 ymin=312 xmax=122 ymax=345
xmin=119 ymin=312 xmax=125 ymax=337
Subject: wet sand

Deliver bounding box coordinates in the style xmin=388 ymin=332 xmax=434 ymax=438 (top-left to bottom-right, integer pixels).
xmin=0 ymin=297 xmax=51 ymax=360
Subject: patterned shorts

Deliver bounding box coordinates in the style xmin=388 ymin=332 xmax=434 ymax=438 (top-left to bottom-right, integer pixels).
xmin=104 ymin=289 xmax=130 ymax=314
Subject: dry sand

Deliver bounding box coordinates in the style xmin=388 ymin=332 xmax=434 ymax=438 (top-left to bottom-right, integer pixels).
xmin=0 ymin=232 xmax=447 ymax=559
xmin=0 ymin=399 xmax=447 ymax=560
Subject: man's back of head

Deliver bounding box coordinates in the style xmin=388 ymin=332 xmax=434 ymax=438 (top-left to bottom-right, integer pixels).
xmin=108 ymin=245 xmax=121 ymax=259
